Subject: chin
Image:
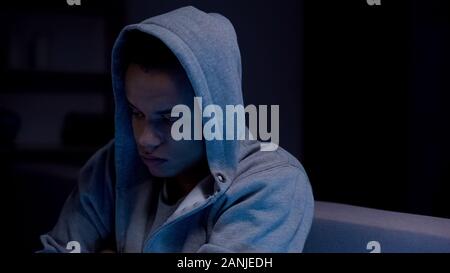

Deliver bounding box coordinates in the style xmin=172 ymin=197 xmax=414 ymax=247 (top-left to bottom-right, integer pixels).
xmin=146 ymin=166 xmax=179 ymax=178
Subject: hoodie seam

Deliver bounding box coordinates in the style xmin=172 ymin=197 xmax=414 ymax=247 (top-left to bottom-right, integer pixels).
xmin=287 ymin=171 xmax=308 ymax=251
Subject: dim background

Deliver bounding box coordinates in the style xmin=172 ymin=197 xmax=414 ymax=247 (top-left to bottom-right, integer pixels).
xmin=1 ymin=0 xmax=449 ymax=252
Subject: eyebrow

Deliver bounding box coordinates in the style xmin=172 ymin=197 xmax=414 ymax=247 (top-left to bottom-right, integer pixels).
xmin=126 ymin=100 xmax=140 ymax=111
xmin=126 ymin=99 xmax=173 ymax=115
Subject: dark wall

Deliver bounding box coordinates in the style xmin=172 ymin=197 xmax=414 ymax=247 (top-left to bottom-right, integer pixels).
xmin=303 ymin=0 xmax=450 ymax=218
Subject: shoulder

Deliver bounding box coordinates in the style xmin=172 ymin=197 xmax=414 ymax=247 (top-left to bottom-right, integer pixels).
xmin=223 ymin=142 xmax=313 ymax=208
xmin=78 ymin=139 xmax=116 ymax=192
xmin=233 ymin=141 xmax=309 ymax=189
xmin=82 ymin=139 xmax=115 ymax=169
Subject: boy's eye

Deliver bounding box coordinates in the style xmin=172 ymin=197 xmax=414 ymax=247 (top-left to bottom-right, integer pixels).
xmin=131 ymin=109 xmax=145 ymax=119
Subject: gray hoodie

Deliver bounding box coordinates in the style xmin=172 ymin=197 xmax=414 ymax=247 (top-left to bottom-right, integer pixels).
xmin=39 ymin=6 xmax=314 ymax=253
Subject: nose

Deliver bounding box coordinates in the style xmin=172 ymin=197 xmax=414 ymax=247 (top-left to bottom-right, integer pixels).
xmin=137 ymin=123 xmax=162 ymax=152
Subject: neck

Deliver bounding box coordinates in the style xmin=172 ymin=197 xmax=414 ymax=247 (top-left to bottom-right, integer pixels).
xmin=165 ymin=157 xmax=210 ymax=204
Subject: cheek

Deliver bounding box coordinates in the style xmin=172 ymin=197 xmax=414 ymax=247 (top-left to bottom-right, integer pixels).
xmin=159 ymin=122 xmax=173 ymax=138
xmin=132 ymin=119 xmax=170 ymax=143
xmin=167 ymin=139 xmax=204 ymax=161
xmin=131 ymin=119 xmax=143 ymax=140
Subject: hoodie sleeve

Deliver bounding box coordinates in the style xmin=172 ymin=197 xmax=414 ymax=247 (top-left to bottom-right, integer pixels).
xmin=197 ymin=166 xmax=314 ymax=253
xmin=38 ymin=141 xmax=116 ymax=253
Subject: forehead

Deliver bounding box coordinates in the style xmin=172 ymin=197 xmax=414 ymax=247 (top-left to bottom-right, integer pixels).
xmin=125 ymin=64 xmax=193 ymax=109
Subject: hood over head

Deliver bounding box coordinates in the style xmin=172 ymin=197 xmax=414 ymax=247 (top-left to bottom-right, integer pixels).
xmin=112 ymin=6 xmax=245 ymax=191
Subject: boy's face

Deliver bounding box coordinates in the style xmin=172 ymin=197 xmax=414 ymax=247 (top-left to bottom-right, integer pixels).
xmin=125 ymin=64 xmax=205 ymax=178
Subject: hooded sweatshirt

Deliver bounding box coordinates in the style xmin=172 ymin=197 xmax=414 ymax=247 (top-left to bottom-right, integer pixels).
xmin=39 ymin=6 xmax=314 ymax=253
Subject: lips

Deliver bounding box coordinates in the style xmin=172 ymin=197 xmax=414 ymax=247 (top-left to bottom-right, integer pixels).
xmin=140 ymin=154 xmax=163 ymax=160
xmin=140 ymin=154 xmax=167 ymax=167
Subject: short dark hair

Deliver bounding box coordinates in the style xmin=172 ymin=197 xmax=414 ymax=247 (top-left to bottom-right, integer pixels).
xmin=122 ymin=30 xmax=184 ymax=74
